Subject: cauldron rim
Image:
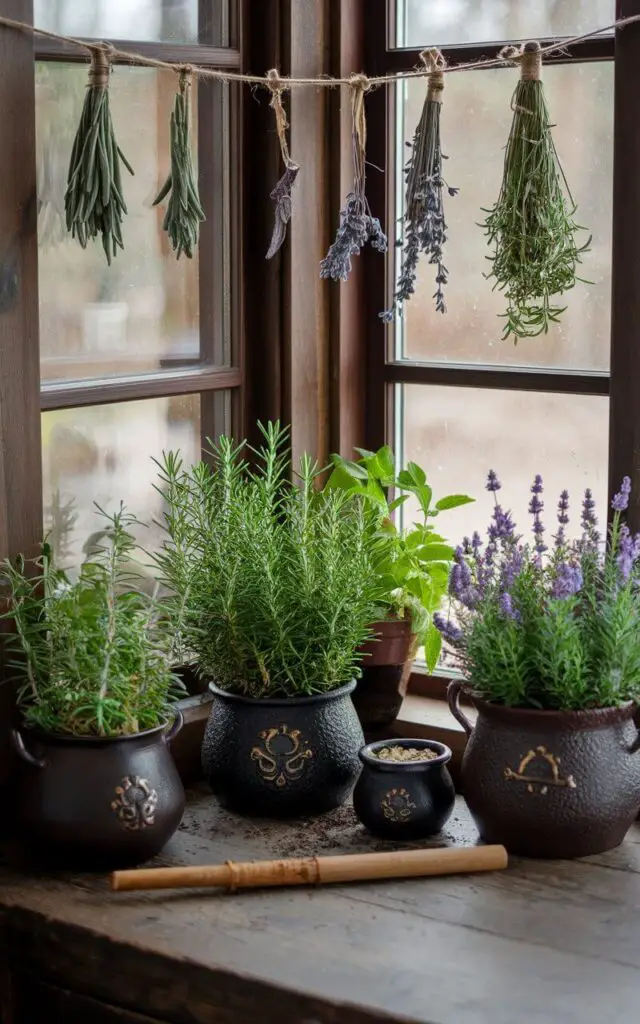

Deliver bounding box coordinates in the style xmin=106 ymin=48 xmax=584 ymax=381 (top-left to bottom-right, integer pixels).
xmin=469 ymin=695 xmax=636 ymax=730
xmin=19 ymin=711 xmax=180 ymax=746
xmin=359 ymin=737 xmax=452 ymax=772
xmin=207 ymin=679 xmax=356 ymax=707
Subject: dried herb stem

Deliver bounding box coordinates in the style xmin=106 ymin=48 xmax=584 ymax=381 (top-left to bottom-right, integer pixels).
xmin=265 ymin=68 xmax=299 ymax=260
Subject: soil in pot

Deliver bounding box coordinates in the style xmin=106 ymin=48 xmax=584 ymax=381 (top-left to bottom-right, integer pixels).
xmin=11 ymin=712 xmax=186 ymax=870
xmin=448 ymin=679 xmax=640 ymax=858
xmin=353 ymin=619 xmax=416 ymax=732
xmin=353 ymin=737 xmax=455 ymax=840
xmin=202 ymin=680 xmax=364 ymax=818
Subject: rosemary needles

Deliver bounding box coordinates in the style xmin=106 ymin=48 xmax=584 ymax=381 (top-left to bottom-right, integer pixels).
xmin=65 ymin=46 xmax=134 ymax=264
xmin=382 ymin=50 xmax=457 ymax=321
xmin=153 ymin=68 xmax=205 ymax=259
xmin=481 ymin=41 xmax=590 ymax=341
xmin=321 ymin=75 xmax=387 ymax=281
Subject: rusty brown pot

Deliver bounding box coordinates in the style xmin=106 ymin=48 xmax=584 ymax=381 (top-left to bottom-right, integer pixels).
xmin=448 ymin=679 xmax=640 ymax=858
xmin=353 ymin=618 xmax=416 ymax=732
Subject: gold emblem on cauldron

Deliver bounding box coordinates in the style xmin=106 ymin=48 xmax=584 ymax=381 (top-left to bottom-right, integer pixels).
xmin=250 ymin=725 xmax=313 ymax=787
xmin=504 ymin=745 xmax=576 ymax=795
xmin=111 ymin=775 xmax=158 ymax=830
xmin=381 ymin=787 xmax=416 ymax=822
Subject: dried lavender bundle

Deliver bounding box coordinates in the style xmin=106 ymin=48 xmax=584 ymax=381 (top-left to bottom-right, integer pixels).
xmin=382 ymin=54 xmax=458 ymax=321
xmin=320 ymin=76 xmax=387 ymax=281
xmin=265 ymin=69 xmax=299 ymax=260
xmin=481 ymin=41 xmax=590 ymax=341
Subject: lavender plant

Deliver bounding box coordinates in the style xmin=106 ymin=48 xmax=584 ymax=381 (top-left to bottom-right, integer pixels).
xmin=435 ymin=472 xmax=640 ymax=710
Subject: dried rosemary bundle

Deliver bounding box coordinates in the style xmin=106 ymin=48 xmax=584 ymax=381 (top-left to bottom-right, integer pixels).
xmin=320 ymin=76 xmax=387 ymax=281
xmin=64 ymin=47 xmax=133 ymax=264
xmin=382 ymin=51 xmax=458 ymax=321
xmin=265 ymin=69 xmax=299 ymax=259
xmin=153 ymin=70 xmax=205 ymax=259
xmin=481 ymin=41 xmax=590 ymax=341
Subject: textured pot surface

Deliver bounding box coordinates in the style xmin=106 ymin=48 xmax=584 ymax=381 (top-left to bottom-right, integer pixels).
xmin=353 ymin=738 xmax=455 ymax=840
xmin=354 ymin=619 xmax=416 ymax=732
xmin=12 ymin=714 xmax=185 ymax=870
xmin=202 ymin=681 xmax=364 ymax=818
xmin=448 ymin=680 xmax=640 ymax=858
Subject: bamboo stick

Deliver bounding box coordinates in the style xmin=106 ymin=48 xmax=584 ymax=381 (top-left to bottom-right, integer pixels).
xmin=111 ymin=844 xmax=508 ymax=893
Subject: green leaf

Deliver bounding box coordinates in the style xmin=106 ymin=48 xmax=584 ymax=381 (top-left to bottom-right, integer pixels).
xmin=388 ymin=495 xmax=409 ymax=513
xmin=416 ymin=484 xmax=432 ymax=515
xmin=419 ymin=543 xmax=455 ymax=562
xmin=354 ymin=447 xmax=376 ymax=461
xmin=423 ymin=622 xmax=442 ymax=674
xmin=325 ymin=465 xmax=359 ymax=491
xmin=375 ymin=446 xmax=396 ymax=481
xmin=434 ymin=494 xmax=475 ymax=512
xmin=406 ymin=461 xmax=426 ymax=486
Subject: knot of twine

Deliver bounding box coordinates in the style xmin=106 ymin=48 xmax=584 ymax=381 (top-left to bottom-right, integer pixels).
xmin=266 ymin=67 xmax=295 ymax=169
xmin=349 ymin=74 xmax=370 ymax=189
xmin=178 ymin=63 xmax=194 ymax=91
xmin=88 ymin=42 xmax=114 ymax=88
xmin=421 ymin=48 xmax=445 ymax=103
xmin=498 ymin=40 xmax=542 ymax=81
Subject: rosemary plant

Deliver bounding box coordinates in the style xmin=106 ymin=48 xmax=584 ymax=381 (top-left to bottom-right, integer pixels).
xmin=153 ymin=71 xmax=205 ymax=259
xmin=480 ymin=42 xmax=590 ymax=340
xmin=154 ymin=422 xmax=383 ymax=699
xmin=64 ymin=47 xmax=134 ymax=264
xmin=1 ymin=506 xmax=182 ymax=737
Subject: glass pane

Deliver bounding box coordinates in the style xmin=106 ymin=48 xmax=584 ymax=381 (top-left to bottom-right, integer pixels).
xmin=34 ymin=0 xmax=207 ymax=45
xmin=36 ymin=64 xmax=230 ymax=381
xmin=396 ymin=62 xmax=613 ymax=371
xmin=41 ymin=394 xmax=205 ymax=578
xmin=397 ymin=0 xmax=615 ymax=48
xmin=399 ymin=384 xmax=609 ymax=546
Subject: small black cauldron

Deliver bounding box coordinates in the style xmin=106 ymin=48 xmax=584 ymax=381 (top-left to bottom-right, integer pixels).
xmin=353 ymin=737 xmax=455 ymax=840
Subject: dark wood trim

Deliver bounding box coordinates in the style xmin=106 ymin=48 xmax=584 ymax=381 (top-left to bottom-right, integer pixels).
xmin=34 ymin=37 xmax=241 ymax=68
xmin=380 ymin=37 xmax=614 ymax=70
xmin=0 ymin=0 xmax=41 ymax=822
xmin=609 ymin=0 xmax=640 ymax=531
xmin=384 ymin=361 xmax=610 ymax=395
xmin=40 ymin=367 xmax=241 ymax=411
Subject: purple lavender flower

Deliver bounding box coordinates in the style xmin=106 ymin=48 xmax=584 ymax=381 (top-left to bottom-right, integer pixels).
xmin=433 ymin=612 xmax=463 ymax=645
xmin=611 ymin=476 xmax=632 ymax=513
xmin=471 ymin=531 xmax=483 ymax=554
xmin=551 ymin=562 xmax=583 ymax=600
xmin=554 ymin=490 xmax=570 ymax=549
xmin=528 ymin=475 xmax=547 ymax=555
xmin=500 ymin=545 xmax=524 ymax=590
xmin=499 ymin=592 xmax=519 ymax=621
xmin=580 ymin=487 xmax=600 ymax=550
xmin=531 ymin=474 xmax=543 ymax=495
xmin=449 ymin=562 xmax=463 ymax=600
xmin=617 ymin=524 xmax=634 ymax=582
xmin=486 ymin=470 xmax=501 ymax=493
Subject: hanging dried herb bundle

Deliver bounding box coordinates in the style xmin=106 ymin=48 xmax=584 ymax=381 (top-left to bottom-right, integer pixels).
xmin=320 ymin=76 xmax=387 ymax=281
xmin=265 ymin=69 xmax=299 ymax=259
xmin=481 ymin=41 xmax=590 ymax=341
xmin=153 ymin=69 xmax=205 ymax=259
xmin=382 ymin=51 xmax=458 ymax=322
xmin=64 ymin=46 xmax=134 ymax=264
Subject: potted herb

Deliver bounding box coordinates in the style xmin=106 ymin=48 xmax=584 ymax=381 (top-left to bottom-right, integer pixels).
xmin=326 ymin=446 xmax=473 ymax=731
xmin=154 ymin=422 xmax=381 ymax=818
xmin=2 ymin=506 xmax=185 ymax=869
xmin=441 ymin=472 xmax=640 ymax=858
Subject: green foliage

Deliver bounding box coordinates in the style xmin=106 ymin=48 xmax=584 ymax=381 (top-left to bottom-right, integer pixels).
xmin=1 ymin=506 xmax=181 ymax=737
xmin=154 ymin=422 xmax=383 ymax=700
xmin=325 ymin=446 xmax=473 ymax=672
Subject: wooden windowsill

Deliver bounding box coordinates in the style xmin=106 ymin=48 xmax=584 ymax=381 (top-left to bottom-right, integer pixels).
xmin=391 ymin=695 xmax=476 ymax=787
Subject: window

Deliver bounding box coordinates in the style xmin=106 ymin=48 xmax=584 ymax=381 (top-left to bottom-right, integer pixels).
xmin=365 ymin=0 xmax=620 ymax=682
xmin=33 ymin=0 xmax=242 ymax=569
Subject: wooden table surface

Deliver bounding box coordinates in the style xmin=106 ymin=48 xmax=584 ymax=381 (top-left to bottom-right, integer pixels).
xmin=1 ymin=788 xmax=640 ymax=1024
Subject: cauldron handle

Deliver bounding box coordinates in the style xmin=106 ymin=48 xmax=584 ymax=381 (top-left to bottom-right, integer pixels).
xmin=163 ymin=708 xmax=184 ymax=744
xmin=447 ymin=680 xmax=474 ymax=737
xmin=11 ymin=729 xmax=46 ymax=768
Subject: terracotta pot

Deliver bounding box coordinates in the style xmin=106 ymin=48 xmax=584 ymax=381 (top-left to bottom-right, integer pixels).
xmin=353 ymin=618 xmax=416 ymax=732
xmin=202 ymin=681 xmax=364 ymax=818
xmin=11 ymin=712 xmax=186 ymax=869
xmin=448 ymin=679 xmax=640 ymax=858
xmin=353 ymin=738 xmax=455 ymax=840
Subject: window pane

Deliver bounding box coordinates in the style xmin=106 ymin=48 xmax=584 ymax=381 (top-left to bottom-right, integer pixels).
xmin=42 ymin=394 xmax=206 ymax=578
xmin=399 ymin=384 xmax=609 ymax=545
xmin=34 ymin=0 xmax=208 ymax=45
xmin=36 ymin=64 xmax=230 ymax=381
xmin=397 ymin=0 xmax=614 ymax=48
xmin=396 ymin=62 xmax=612 ymax=371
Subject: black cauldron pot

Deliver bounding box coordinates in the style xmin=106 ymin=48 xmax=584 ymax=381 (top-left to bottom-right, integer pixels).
xmin=11 ymin=712 xmax=185 ymax=869
xmin=353 ymin=738 xmax=455 ymax=840
xmin=202 ymin=681 xmax=364 ymax=817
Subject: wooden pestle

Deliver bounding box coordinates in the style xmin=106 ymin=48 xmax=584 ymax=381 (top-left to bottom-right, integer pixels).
xmin=111 ymin=844 xmax=508 ymax=893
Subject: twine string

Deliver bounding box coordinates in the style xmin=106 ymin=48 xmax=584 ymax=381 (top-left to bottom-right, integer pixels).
xmin=266 ymin=68 xmax=295 ymax=169
xmin=422 ymin=48 xmax=445 ymax=104
xmin=350 ymin=74 xmax=370 ymax=193
xmin=88 ymin=43 xmax=112 ymax=89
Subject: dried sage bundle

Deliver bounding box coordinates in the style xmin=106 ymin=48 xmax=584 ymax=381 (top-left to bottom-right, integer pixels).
xmin=153 ymin=69 xmax=205 ymax=259
xmin=265 ymin=69 xmax=299 ymax=259
xmin=382 ymin=50 xmax=458 ymax=321
xmin=481 ymin=41 xmax=590 ymax=340
xmin=320 ymin=76 xmax=387 ymax=281
xmin=64 ymin=46 xmax=133 ymax=264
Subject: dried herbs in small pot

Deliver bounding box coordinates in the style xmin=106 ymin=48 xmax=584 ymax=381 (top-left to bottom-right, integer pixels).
xmin=481 ymin=41 xmax=590 ymax=341
xmin=321 ymin=76 xmax=387 ymax=281
xmin=382 ymin=51 xmax=458 ymax=321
